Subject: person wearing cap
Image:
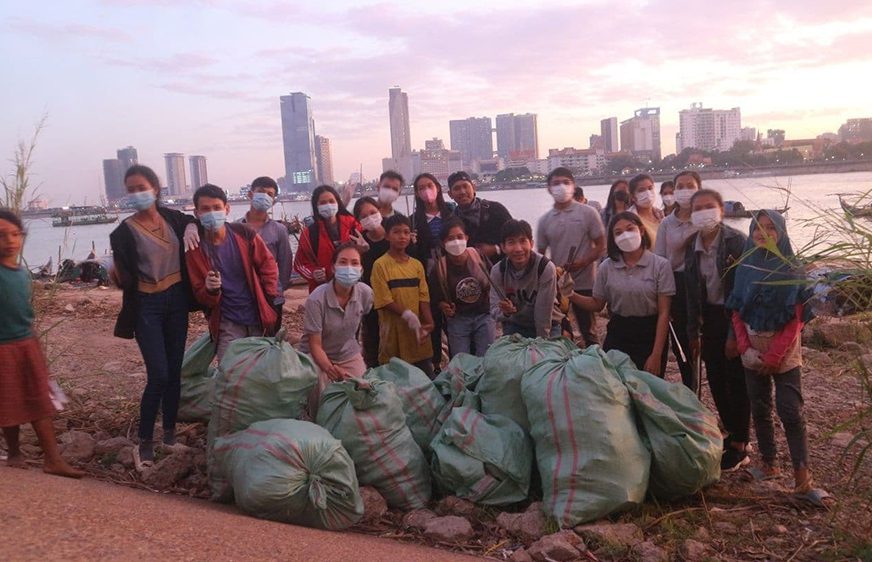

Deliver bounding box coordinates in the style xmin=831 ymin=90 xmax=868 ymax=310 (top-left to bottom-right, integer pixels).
xmin=238 ymin=176 xmax=293 ymax=331
xmin=447 ymin=171 xmax=513 ymax=261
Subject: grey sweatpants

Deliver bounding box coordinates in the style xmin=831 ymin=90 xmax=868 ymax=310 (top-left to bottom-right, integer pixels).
xmin=744 ymin=367 xmax=809 ymax=470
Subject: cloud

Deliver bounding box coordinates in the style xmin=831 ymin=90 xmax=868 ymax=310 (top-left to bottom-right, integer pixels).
xmin=5 ymin=16 xmax=131 ymax=43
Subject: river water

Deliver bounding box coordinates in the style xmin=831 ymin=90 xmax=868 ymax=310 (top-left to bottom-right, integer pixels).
xmin=19 ymin=171 xmax=872 ymax=267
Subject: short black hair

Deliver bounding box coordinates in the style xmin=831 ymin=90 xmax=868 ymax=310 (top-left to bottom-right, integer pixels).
xmin=251 ymin=176 xmax=279 ymax=193
xmin=547 ymin=167 xmax=575 ymax=185
xmin=0 ymin=208 xmax=24 ymax=231
xmin=628 ymin=173 xmax=654 ymax=194
xmin=674 ymin=170 xmax=702 ymax=188
xmin=606 ymin=211 xmax=651 ymax=260
xmin=659 ymin=180 xmax=674 ymax=193
xmin=439 ymin=216 xmax=467 ymax=241
xmin=384 ymin=213 xmax=411 ymax=233
xmin=124 ymin=165 xmax=162 ymax=198
xmin=573 ymin=187 xmax=585 ymax=201
xmin=500 ymin=219 xmax=533 ymax=243
xmin=690 ymin=188 xmax=724 ymax=209
xmin=193 ymin=184 xmax=227 ymax=206
xmin=379 ymin=170 xmax=404 ymax=185
xmin=447 ymin=170 xmax=473 ymax=189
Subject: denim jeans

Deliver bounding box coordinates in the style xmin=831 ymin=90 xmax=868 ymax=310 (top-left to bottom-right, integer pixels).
xmin=446 ymin=312 xmax=496 ymax=357
xmin=502 ymin=321 xmax=561 ymax=339
xmin=134 ymin=283 xmax=189 ymax=441
xmin=744 ymin=367 xmax=808 ymax=470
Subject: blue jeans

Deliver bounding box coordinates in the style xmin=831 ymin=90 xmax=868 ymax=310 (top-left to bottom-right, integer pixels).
xmin=447 ymin=312 xmax=496 ymax=357
xmin=134 ymin=283 xmax=189 ymax=441
xmin=502 ymin=321 xmax=561 ymax=339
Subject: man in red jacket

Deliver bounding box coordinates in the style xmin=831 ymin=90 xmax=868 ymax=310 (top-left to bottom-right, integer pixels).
xmin=186 ymin=184 xmax=279 ymax=361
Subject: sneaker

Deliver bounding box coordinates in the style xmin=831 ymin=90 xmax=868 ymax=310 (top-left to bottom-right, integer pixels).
xmin=721 ymin=448 xmax=750 ymax=472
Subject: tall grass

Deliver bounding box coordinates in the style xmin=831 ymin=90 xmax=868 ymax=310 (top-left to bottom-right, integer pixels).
xmin=2 ymin=114 xmax=47 ymax=214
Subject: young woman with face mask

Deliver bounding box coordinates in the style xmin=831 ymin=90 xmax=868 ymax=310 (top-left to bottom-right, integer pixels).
xmin=601 ymin=179 xmax=630 ymax=227
xmin=353 ymin=196 xmax=390 ymax=368
xmin=430 ymin=217 xmax=496 ymax=358
xmin=654 ymin=170 xmax=702 ymax=391
xmin=571 ymin=212 xmax=675 ymax=376
xmin=109 ymin=165 xmax=200 ymax=463
xmin=628 ymin=173 xmax=664 ymax=246
xmin=660 ymin=180 xmax=677 ymax=215
xmin=683 ymin=189 xmax=752 ymax=472
xmin=293 ymin=185 xmax=362 ymax=293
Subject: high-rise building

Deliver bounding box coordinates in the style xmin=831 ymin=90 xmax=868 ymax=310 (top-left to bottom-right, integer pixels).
xmin=116 ymin=146 xmax=138 ymax=173
xmin=164 ymin=153 xmax=187 ymax=196
xmin=620 ymin=108 xmax=661 ymax=161
xmin=839 ymin=118 xmax=872 ymax=143
xmin=547 ymin=148 xmax=607 ymax=176
xmin=102 ymin=159 xmax=125 ymax=202
xmin=280 ymin=92 xmax=317 ymax=192
xmin=189 ymin=155 xmax=208 ymax=190
xmin=600 ymin=117 xmax=619 ymax=152
xmin=740 ymin=127 xmax=758 ymax=142
xmin=449 ymin=116 xmax=494 ymax=169
xmin=389 ymin=87 xmax=411 ymax=159
xmin=677 ymin=103 xmax=742 ymax=152
xmin=496 ymin=113 xmax=539 ymax=159
xmin=418 ymin=137 xmax=462 ymax=184
xmin=315 ymin=135 xmax=334 ymax=186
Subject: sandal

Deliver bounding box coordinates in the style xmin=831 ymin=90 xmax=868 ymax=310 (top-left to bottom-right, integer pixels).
xmin=793 ymin=487 xmax=834 ymax=509
xmin=747 ymin=465 xmax=781 ymax=481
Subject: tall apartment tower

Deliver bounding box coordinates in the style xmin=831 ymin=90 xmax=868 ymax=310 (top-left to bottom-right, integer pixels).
xmin=496 ymin=113 xmax=539 ymax=159
xmin=389 ymin=87 xmax=412 ymax=159
xmin=449 ymin=116 xmax=494 ymax=169
xmin=600 ymin=117 xmax=619 ymax=152
xmin=619 ymin=108 xmax=661 ymax=161
xmin=315 ymin=135 xmax=334 ymax=186
xmin=116 ymin=146 xmax=138 ymax=173
xmin=102 ymin=159 xmax=125 ymax=202
xmin=189 ymin=155 xmax=208 ymax=190
xmin=677 ymin=103 xmax=742 ymax=152
xmin=164 ymin=153 xmax=187 ymax=196
xmin=280 ymin=92 xmax=317 ymax=192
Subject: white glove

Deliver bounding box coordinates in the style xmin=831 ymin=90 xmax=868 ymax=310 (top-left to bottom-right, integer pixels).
xmin=312 ymin=268 xmax=327 ymax=283
xmin=205 ymin=271 xmax=222 ymax=292
xmin=183 ymin=223 xmax=200 ymax=252
xmin=350 ymin=232 xmax=370 ymax=252
xmin=401 ymin=309 xmax=422 ymax=332
xmin=741 ymin=348 xmax=764 ymax=370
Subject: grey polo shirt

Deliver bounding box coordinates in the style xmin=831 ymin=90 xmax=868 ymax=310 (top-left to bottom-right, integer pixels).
xmin=592 ymin=250 xmax=675 ymax=317
xmin=654 ymin=211 xmax=698 ymax=273
xmin=536 ymin=201 xmax=605 ymax=290
xmin=297 ymin=282 xmax=373 ymax=362
xmin=694 ymin=231 xmax=724 ymax=305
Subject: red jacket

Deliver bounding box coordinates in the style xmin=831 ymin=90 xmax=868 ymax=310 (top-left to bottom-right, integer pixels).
xmin=186 ymin=223 xmax=279 ymax=340
xmin=293 ymin=214 xmax=361 ymax=292
xmin=732 ymin=304 xmax=804 ymax=369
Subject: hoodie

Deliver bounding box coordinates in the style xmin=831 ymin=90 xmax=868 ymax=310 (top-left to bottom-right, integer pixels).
xmin=489 ymin=252 xmax=561 ymax=338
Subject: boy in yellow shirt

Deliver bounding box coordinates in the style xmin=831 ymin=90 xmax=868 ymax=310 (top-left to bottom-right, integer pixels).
xmin=370 ymin=215 xmax=435 ymax=377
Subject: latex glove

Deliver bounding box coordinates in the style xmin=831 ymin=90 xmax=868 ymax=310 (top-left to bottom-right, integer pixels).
xmin=401 ymin=309 xmax=422 ymax=332
xmin=183 ymin=223 xmax=200 ymax=252
xmin=312 ymin=268 xmax=327 ymax=283
xmin=350 ymin=231 xmax=370 ymax=252
xmin=557 ymin=271 xmax=574 ymax=298
xmin=205 ymin=271 xmax=221 ymax=292
xmin=741 ymin=348 xmax=764 ymax=371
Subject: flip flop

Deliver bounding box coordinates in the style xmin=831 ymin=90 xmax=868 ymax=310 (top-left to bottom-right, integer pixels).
xmin=793 ymin=488 xmax=834 ymax=509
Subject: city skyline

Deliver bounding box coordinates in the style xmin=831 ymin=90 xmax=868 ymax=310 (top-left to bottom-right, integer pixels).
xmin=2 ymin=1 xmax=870 ymax=202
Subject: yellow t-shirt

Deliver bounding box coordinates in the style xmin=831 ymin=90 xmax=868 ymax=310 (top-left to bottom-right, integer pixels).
xmin=371 ymin=252 xmax=433 ymax=364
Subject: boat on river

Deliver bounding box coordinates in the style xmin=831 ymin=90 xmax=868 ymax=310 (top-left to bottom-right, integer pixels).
xmin=723 ymin=201 xmax=789 ymax=219
xmin=51 ymin=206 xmax=118 ymax=227
xmin=838 ymin=195 xmax=872 ymax=218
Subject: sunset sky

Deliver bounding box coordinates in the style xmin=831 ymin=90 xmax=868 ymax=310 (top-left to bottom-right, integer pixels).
xmin=2 ymin=0 xmax=870 ymax=204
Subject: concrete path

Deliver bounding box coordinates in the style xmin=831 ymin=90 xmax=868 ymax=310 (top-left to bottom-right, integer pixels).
xmin=0 ymin=467 xmax=478 ymax=561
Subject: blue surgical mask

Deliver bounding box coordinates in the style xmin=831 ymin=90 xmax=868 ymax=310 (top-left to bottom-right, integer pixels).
xmin=318 ymin=203 xmax=338 ymax=219
xmin=251 ymin=192 xmax=274 ymax=212
xmin=199 ymin=210 xmax=227 ymax=231
xmin=129 ymin=190 xmax=156 ymax=211
xmin=334 ymin=265 xmax=362 ymax=287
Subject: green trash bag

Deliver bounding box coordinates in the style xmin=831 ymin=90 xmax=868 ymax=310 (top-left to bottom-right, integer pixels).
xmin=211 ymin=419 xmax=363 ymax=530
xmin=480 ymin=335 xmax=576 ymax=431
xmin=178 ymin=333 xmax=216 ymax=423
xmin=612 ymin=354 xmax=722 ymax=500
xmin=316 ymin=378 xmax=431 ymax=510
xmin=434 ymin=353 xmax=483 ymax=425
xmin=522 ymin=346 xmax=650 ymax=527
xmin=365 ymin=358 xmax=445 ymax=453
xmin=430 ymin=407 xmax=533 ymax=505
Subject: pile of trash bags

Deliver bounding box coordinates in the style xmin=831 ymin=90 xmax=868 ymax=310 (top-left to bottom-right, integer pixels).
xmin=179 ymin=332 xmax=722 ymax=531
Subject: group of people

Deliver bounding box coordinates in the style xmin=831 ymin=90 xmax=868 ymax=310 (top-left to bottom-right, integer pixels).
xmin=0 ymin=162 xmax=821 ymax=500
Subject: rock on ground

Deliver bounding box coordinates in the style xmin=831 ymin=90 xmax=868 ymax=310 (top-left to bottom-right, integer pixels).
xmin=497 ymin=509 xmax=547 ymax=543
xmin=359 ymin=486 xmax=388 ymax=523
xmin=631 ymin=541 xmax=668 ymax=562
xmin=436 ymin=496 xmax=476 ymax=516
xmin=510 ymin=547 xmax=533 ymax=562
xmin=677 ymin=539 xmax=707 ymax=562
xmin=95 ymin=437 xmax=135 ymax=456
xmin=142 ymin=451 xmax=194 ymax=490
xmin=527 ymin=530 xmax=585 ymax=562
xmin=573 ymin=522 xmax=644 ymax=554
xmin=402 ymin=509 xmax=438 ymax=531
xmin=423 ymin=516 xmax=475 ymax=543
xmin=59 ymin=431 xmax=96 ymax=463
xmin=116 ymin=447 xmax=135 ymax=468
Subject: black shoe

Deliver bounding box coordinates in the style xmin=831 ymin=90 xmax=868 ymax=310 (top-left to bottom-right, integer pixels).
xmin=139 ymin=441 xmax=155 ymax=463
xmin=721 ymin=448 xmax=750 ymax=472
xmin=162 ymin=429 xmax=176 ymax=446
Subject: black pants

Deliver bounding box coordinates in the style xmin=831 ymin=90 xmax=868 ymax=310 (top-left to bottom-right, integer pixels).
xmin=604 ymin=314 xmax=667 ymax=376
xmin=430 ymin=300 xmax=445 ymax=371
xmin=272 ymin=301 xmax=284 ymax=333
xmin=670 ymin=272 xmax=696 ymax=390
xmin=701 ymin=304 xmax=750 ymax=444
xmin=571 ymin=289 xmax=599 ymax=346
xmin=361 ymin=309 xmax=380 ymax=368
xmin=745 ymin=367 xmax=808 ymax=470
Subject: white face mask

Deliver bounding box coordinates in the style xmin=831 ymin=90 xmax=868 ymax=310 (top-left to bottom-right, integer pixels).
xmin=662 ymin=194 xmax=675 ymax=207
xmin=675 ymin=189 xmax=695 ymax=209
xmin=549 ymin=183 xmax=573 ymax=204
xmin=634 ymin=189 xmax=654 ymax=208
xmin=614 ymin=230 xmax=642 ymax=253
xmin=378 ymin=187 xmax=399 ymax=205
xmin=444 ymin=239 xmax=467 ymax=256
xmin=359 ymin=213 xmax=382 ymax=231
xmin=691 ymin=208 xmax=722 ymax=232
